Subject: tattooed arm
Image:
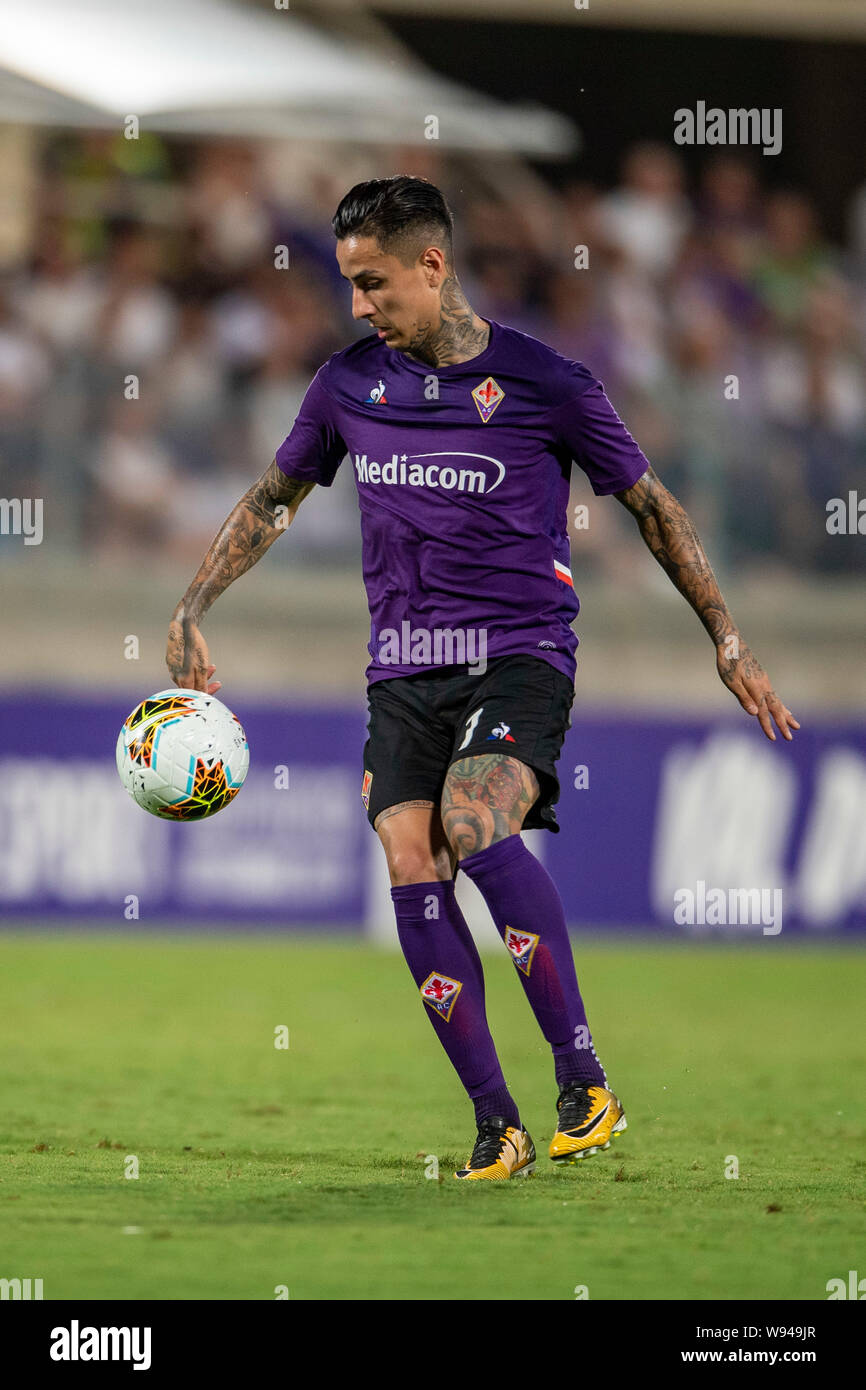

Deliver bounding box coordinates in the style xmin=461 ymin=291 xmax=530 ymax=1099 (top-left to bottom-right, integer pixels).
xmin=166 ymin=461 xmax=314 ymax=691
xmin=615 ymin=467 xmax=799 ymax=742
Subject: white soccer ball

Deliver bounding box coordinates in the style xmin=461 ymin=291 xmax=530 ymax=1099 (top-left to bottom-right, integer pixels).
xmin=116 ymin=688 xmax=249 ymax=820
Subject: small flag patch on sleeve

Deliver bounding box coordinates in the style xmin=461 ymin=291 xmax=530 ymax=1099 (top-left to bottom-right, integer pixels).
xmin=553 ymin=560 xmax=574 ymax=587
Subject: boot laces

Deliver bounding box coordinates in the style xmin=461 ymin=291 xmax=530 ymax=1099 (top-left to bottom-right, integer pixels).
xmin=469 ymin=1117 xmax=514 ymax=1168
xmin=556 ymin=1083 xmax=596 ymax=1130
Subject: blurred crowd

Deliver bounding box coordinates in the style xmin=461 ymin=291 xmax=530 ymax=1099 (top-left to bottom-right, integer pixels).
xmin=1 ymin=132 xmax=864 ymax=579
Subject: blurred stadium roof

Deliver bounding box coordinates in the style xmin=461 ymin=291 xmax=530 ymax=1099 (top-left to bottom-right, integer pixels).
xmin=0 ymin=0 xmax=579 ymax=154
xmin=363 ymin=0 xmax=866 ymax=41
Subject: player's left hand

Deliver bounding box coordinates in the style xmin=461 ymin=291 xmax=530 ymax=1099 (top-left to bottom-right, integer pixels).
xmin=166 ymin=617 xmax=222 ymax=695
xmin=716 ymin=640 xmax=799 ymax=742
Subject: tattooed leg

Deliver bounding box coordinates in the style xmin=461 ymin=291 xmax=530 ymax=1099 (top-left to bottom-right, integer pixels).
xmin=441 ymin=754 xmax=540 ymax=859
xmin=447 ymin=755 xmax=607 ymax=1086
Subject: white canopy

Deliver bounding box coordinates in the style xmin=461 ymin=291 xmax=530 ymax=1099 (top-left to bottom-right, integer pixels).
xmin=0 ymin=0 xmax=578 ymax=154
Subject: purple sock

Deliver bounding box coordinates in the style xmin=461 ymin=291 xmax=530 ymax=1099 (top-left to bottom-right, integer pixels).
xmin=390 ymin=880 xmax=520 ymax=1129
xmin=459 ymin=837 xmax=607 ymax=1089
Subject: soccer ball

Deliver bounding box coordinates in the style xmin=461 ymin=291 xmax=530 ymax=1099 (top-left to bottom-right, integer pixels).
xmin=116 ymin=689 xmax=249 ymax=820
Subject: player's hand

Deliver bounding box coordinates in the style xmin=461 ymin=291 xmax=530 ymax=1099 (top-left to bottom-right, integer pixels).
xmin=716 ymin=639 xmax=799 ymax=742
xmin=166 ymin=617 xmax=222 ymax=695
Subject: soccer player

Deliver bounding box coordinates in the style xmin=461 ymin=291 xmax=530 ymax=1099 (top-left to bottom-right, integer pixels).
xmin=166 ymin=176 xmax=799 ymax=1181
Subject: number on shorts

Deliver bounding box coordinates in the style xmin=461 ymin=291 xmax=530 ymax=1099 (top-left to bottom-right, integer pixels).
xmin=457 ymin=706 xmax=484 ymax=752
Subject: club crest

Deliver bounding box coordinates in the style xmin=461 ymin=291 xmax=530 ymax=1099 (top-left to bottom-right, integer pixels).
xmin=471 ymin=376 xmax=504 ymax=423
xmin=420 ymin=972 xmax=463 ymax=1022
xmin=504 ymin=927 xmax=539 ymax=976
xmin=361 ymin=769 xmax=373 ymax=809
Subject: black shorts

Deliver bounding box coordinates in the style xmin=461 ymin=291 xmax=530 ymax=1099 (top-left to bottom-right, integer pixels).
xmin=361 ymin=654 xmax=575 ymax=834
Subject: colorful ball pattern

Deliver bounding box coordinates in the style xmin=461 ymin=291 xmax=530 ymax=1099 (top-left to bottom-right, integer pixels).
xmin=116 ymin=689 xmax=249 ymax=820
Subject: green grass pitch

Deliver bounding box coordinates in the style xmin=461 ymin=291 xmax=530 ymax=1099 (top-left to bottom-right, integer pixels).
xmin=0 ymin=932 xmax=864 ymax=1301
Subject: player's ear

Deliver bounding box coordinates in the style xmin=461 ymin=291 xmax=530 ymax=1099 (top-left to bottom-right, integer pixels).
xmin=421 ymin=245 xmax=446 ymax=283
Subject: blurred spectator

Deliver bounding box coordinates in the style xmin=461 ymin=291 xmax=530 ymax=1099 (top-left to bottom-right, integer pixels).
xmin=544 ymin=269 xmax=619 ymax=386
xmin=0 ymin=285 xmax=51 ymax=492
xmin=597 ymin=142 xmax=692 ymax=277
xmin=15 ymin=225 xmax=104 ymax=353
xmin=185 ymin=143 xmax=273 ymax=275
xmin=92 ymin=225 xmax=177 ymax=367
xmin=0 ymin=130 xmax=861 ymax=583
xmin=88 ymin=398 xmax=176 ymax=562
xmin=696 ymin=154 xmax=763 ymax=237
xmin=752 ymin=191 xmax=835 ymax=329
xmin=153 ymin=296 xmax=227 ymax=474
xmin=760 ymin=274 xmax=865 ymax=570
xmin=762 ymin=274 xmax=865 ymax=436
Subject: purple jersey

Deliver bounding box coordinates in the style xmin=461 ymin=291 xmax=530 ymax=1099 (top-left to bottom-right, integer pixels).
xmin=275 ymin=319 xmax=649 ymax=684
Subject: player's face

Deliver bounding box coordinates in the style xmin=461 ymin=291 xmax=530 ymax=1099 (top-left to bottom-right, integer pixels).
xmin=336 ymin=235 xmax=443 ymax=352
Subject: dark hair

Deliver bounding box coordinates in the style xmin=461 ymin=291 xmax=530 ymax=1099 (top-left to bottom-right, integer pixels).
xmin=332 ymin=176 xmax=454 ymax=268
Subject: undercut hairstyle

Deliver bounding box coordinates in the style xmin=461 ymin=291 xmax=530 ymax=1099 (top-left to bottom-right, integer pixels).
xmin=332 ymin=176 xmax=455 ymax=269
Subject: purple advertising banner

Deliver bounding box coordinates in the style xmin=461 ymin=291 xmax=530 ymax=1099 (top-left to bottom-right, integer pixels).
xmin=545 ymin=713 xmax=866 ymax=936
xmin=0 ymin=693 xmax=368 ymax=929
xmin=0 ymin=693 xmax=864 ymax=935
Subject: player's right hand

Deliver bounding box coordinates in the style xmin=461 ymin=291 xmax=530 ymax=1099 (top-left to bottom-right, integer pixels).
xmin=166 ymin=617 xmax=222 ymax=694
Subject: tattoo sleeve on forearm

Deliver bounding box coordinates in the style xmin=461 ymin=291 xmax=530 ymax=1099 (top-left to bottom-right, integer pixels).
xmin=615 ymin=468 xmax=733 ymax=644
xmin=174 ymin=462 xmax=314 ymax=625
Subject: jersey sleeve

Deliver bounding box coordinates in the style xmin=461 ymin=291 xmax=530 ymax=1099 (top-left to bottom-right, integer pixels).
xmin=274 ymin=367 xmax=347 ymax=487
xmin=548 ymin=367 xmax=651 ymax=496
